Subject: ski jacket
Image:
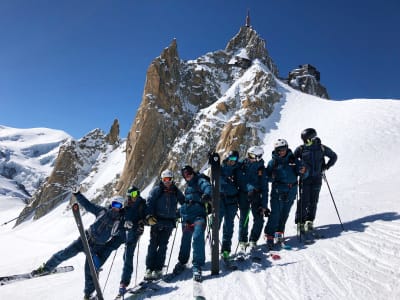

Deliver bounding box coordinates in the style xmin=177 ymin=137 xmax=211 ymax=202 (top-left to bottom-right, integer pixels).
xmin=266 ymin=149 xmax=309 ymax=192
xmin=236 ymin=158 xmax=268 ymax=208
xmin=179 ymin=174 xmax=212 ymax=223
xmin=146 ymin=182 xmax=185 ymax=228
xmin=220 ymin=158 xmax=240 ymax=197
xmin=124 ymin=195 xmax=146 ymax=243
xmin=75 ymin=193 xmax=125 ymax=245
xmin=294 ymin=138 xmax=337 ymax=178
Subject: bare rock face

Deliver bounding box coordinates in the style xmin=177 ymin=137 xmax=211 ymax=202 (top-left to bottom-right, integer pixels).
xmin=118 ymin=27 xmax=281 ymax=192
xmin=16 ymin=128 xmax=115 ymax=224
xmin=288 ymin=64 xmax=330 ymax=99
xmin=105 ymin=119 xmax=120 ymax=147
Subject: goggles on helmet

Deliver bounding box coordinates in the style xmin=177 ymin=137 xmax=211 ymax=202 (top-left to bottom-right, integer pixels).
xmin=111 ymin=201 xmax=123 ymax=209
xmin=228 ymin=156 xmax=238 ymax=161
xmin=248 ymin=153 xmax=262 ymax=160
xmin=127 ymin=190 xmax=139 ymax=198
xmin=162 ymin=177 xmax=173 ymax=182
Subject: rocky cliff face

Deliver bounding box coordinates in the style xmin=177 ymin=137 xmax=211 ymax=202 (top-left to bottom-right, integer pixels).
xmin=117 ymin=26 xmax=281 ymax=192
xmin=16 ymin=123 xmax=122 ymax=225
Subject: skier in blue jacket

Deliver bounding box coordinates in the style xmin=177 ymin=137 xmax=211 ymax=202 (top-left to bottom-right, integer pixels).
xmin=31 ymin=190 xmax=126 ymax=300
xmin=294 ymin=128 xmax=337 ymax=235
xmin=264 ymin=139 xmax=308 ymax=249
xmin=219 ymin=150 xmax=240 ymax=259
xmin=144 ymin=169 xmax=185 ymax=281
xmin=173 ymin=165 xmax=212 ymax=282
xmin=236 ymin=146 xmax=268 ymax=251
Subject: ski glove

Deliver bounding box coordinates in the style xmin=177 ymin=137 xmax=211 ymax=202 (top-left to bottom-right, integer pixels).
xmin=263 ymin=208 xmax=271 ymax=217
xmin=72 ymin=185 xmax=81 ymax=195
xmin=137 ymin=225 xmax=144 ymax=235
xmin=146 ymin=215 xmax=157 ymax=226
xmin=124 ymin=221 xmax=133 ymax=229
xmin=201 ymin=194 xmax=212 ymax=204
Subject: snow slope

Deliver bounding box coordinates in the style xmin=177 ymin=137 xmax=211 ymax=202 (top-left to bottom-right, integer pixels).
xmin=1 ymin=86 xmax=400 ymax=300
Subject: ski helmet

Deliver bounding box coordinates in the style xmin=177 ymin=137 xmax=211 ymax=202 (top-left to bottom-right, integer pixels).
xmin=301 ymin=128 xmax=317 ymax=143
xmin=274 ymin=139 xmax=288 ymax=151
xmin=126 ymin=186 xmax=140 ymax=198
xmin=181 ymin=165 xmax=194 ymax=177
xmin=161 ymin=169 xmax=174 ymax=183
xmin=111 ymin=195 xmax=124 ymax=209
xmin=247 ymin=146 xmax=264 ymax=161
xmin=226 ymin=150 xmax=239 ymax=161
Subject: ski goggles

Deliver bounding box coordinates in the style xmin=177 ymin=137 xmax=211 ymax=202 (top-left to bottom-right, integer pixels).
xmin=111 ymin=201 xmax=123 ymax=209
xmin=248 ymin=153 xmax=262 ymax=160
xmin=228 ymin=156 xmax=238 ymax=161
xmin=162 ymin=177 xmax=173 ymax=182
xmin=126 ymin=190 xmax=139 ymax=198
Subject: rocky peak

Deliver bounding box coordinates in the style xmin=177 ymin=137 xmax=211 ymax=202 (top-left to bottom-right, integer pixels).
xmin=105 ymin=119 xmax=120 ymax=147
xmin=225 ymin=26 xmax=278 ymax=76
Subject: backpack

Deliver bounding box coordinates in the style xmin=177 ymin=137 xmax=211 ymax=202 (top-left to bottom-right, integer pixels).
xmin=196 ymin=172 xmax=212 ymax=215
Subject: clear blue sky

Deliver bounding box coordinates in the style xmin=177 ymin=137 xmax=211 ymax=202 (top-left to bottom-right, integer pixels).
xmin=1 ymin=0 xmax=399 ymax=139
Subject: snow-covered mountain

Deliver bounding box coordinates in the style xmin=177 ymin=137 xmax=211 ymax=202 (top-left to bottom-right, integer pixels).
xmin=0 ymin=126 xmax=71 ymax=200
xmin=1 ymin=83 xmax=399 ymax=299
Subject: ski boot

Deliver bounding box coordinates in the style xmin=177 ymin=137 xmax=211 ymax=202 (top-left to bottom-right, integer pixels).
xmin=192 ymin=267 xmax=202 ymax=282
xmin=172 ymin=261 xmax=186 ymax=275
xmin=31 ymin=264 xmax=50 ymax=276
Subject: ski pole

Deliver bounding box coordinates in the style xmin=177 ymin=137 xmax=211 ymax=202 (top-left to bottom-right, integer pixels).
xmin=166 ymin=222 xmax=178 ymax=274
xmin=322 ymin=173 xmax=345 ymax=231
xmin=234 ymin=208 xmax=251 ymax=255
xmin=2 ymin=189 xmax=72 ymax=226
xmin=102 ymin=248 xmax=118 ymax=294
xmin=134 ymin=237 xmax=140 ymax=286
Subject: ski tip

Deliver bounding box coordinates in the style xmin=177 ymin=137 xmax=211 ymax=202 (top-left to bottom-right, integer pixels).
xmin=271 ymin=253 xmax=281 ymax=260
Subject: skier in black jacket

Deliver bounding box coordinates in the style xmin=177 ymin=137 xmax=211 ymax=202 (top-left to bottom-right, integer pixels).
xmin=294 ymin=128 xmax=337 ymax=235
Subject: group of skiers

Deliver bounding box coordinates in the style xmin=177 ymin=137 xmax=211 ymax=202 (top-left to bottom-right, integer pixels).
xmin=30 ymin=128 xmax=337 ymax=300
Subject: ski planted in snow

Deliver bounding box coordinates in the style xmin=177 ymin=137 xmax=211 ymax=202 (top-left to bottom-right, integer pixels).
xmin=209 ymin=151 xmax=221 ymax=276
xmin=193 ymin=279 xmax=206 ymax=300
xmin=0 ymin=265 xmax=74 ymax=286
xmin=72 ymin=203 xmax=104 ymax=300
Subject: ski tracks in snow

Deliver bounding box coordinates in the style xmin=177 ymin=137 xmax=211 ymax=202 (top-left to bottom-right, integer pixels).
xmin=218 ymin=219 xmax=400 ymax=300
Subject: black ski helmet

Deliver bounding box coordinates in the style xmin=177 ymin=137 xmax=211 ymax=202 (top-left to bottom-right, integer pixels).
xmin=301 ymin=128 xmax=317 ymax=143
xmin=181 ymin=165 xmax=194 ymax=177
xmin=227 ymin=150 xmax=239 ymax=161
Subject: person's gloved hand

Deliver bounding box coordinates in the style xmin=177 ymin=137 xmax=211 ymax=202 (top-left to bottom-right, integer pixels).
xmin=146 ymin=215 xmax=157 ymax=226
xmin=72 ymin=185 xmax=81 ymax=195
xmin=137 ymin=224 xmax=144 ymax=235
xmin=124 ymin=221 xmax=133 ymax=229
xmin=202 ymin=194 xmax=212 ymax=204
xmin=263 ymin=208 xmax=271 ymax=217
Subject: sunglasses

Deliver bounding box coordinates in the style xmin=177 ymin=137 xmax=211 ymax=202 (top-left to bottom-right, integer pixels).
xmin=127 ymin=190 xmax=139 ymax=198
xmin=111 ymin=201 xmax=123 ymax=209
xmin=162 ymin=177 xmax=173 ymax=182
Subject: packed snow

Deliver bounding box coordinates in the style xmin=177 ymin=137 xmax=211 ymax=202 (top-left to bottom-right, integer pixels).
xmin=1 ymin=85 xmax=400 ymax=299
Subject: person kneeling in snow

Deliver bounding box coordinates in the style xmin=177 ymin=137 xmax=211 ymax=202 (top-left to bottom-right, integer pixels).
xmin=31 ymin=189 xmax=126 ymax=300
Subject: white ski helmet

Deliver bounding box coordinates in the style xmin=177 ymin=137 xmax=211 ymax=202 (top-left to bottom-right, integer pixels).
xmin=247 ymin=145 xmax=264 ymax=161
xmin=274 ymin=139 xmax=288 ymax=150
xmin=111 ymin=195 xmax=125 ymax=209
xmin=161 ymin=169 xmax=174 ymax=183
